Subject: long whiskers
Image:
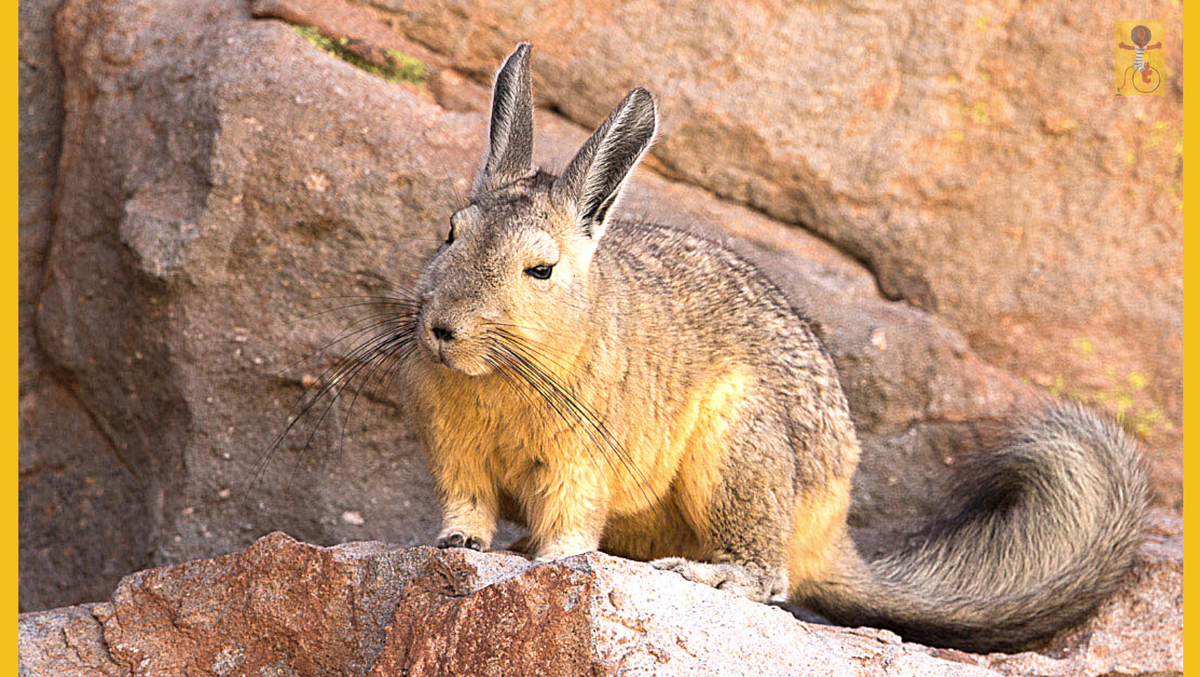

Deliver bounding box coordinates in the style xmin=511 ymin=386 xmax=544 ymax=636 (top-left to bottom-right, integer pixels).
xmin=244 ymin=291 xmax=421 ymax=497
xmin=483 ymin=329 xmax=654 ymax=506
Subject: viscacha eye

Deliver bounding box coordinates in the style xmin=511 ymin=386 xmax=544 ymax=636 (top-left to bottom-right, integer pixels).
xmin=525 ymin=264 xmax=553 ymax=280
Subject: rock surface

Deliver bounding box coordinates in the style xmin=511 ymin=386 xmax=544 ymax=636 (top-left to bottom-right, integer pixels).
xmin=18 ymin=0 xmax=62 ymax=391
xmin=19 ymin=0 xmax=156 ymax=612
xmin=21 ymin=0 xmax=1180 ymax=618
xmin=18 ymin=381 xmax=152 ymax=612
xmin=17 ymin=511 xmax=1183 ymax=676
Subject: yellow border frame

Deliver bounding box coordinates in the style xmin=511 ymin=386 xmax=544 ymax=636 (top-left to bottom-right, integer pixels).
xmin=1183 ymin=0 xmax=1194 ymax=667
xmin=8 ymin=0 xmax=18 ymax=668
xmin=8 ymin=1 xmax=19 ymax=669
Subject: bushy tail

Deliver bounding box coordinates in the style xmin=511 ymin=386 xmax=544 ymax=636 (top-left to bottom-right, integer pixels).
xmin=804 ymin=401 xmax=1147 ymax=653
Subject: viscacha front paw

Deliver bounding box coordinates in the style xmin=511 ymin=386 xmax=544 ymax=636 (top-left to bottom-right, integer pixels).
xmin=435 ymin=532 xmax=485 ymax=551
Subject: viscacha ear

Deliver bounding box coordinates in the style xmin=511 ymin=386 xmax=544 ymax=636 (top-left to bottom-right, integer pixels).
xmin=553 ymin=87 xmax=657 ymax=240
xmin=472 ymin=43 xmax=534 ymax=198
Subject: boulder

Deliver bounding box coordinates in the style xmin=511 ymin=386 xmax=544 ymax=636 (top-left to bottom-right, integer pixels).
xmin=19 ymin=0 xmax=63 ymax=390
xmin=18 ymin=381 xmax=152 ymax=612
xmin=17 ymin=604 xmax=121 ymax=677
xmin=17 ymin=510 xmax=1183 ymax=676
xmin=19 ymin=0 xmax=156 ymax=612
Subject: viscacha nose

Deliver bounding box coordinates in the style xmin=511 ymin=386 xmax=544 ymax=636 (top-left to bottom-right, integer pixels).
xmin=431 ymin=324 xmax=455 ymax=343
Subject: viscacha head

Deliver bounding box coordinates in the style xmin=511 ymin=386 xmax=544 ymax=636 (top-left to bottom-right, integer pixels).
xmin=414 ymin=43 xmax=657 ymax=376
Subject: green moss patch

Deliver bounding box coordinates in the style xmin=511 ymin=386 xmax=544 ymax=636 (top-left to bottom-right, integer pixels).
xmin=291 ymin=24 xmax=425 ymax=86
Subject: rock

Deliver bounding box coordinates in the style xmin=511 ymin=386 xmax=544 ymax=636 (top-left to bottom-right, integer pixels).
xmin=96 ymin=533 xmax=438 ymax=676
xmin=18 ymin=0 xmax=63 ymax=390
xmin=362 ymin=0 xmax=1184 ymax=510
xmin=18 ymin=0 xmax=155 ymax=612
xmin=18 ymin=381 xmax=152 ymax=612
xmin=23 ymin=0 xmax=1169 ymax=612
xmin=249 ymin=0 xmax=445 ymax=88
xmin=17 ymin=604 xmax=121 ymax=677
xmin=375 ymin=554 xmax=998 ymax=677
xmin=17 ymin=513 xmax=1182 ymax=676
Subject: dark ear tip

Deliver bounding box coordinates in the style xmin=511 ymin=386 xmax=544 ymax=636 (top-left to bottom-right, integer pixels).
xmin=628 ymin=87 xmax=656 ymax=112
xmin=625 ymin=87 xmax=658 ymax=127
xmin=498 ymin=43 xmax=531 ymax=75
